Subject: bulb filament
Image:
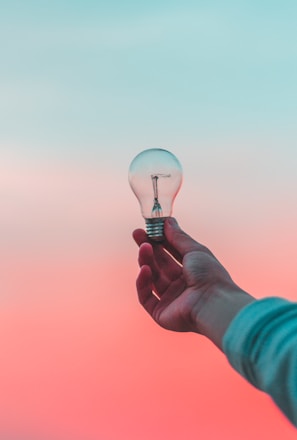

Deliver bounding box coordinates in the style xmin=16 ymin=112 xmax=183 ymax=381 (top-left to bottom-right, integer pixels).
xmin=151 ymin=174 xmax=170 ymax=217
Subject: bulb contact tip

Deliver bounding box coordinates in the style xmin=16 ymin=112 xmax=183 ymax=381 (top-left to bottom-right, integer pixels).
xmin=145 ymin=218 xmax=167 ymax=241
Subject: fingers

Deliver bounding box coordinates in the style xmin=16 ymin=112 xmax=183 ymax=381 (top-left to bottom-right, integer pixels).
xmin=138 ymin=242 xmax=179 ymax=293
xmin=138 ymin=242 xmax=155 ymax=268
xmin=164 ymin=218 xmax=199 ymax=256
xmin=132 ymin=228 xmax=148 ymax=247
xmin=164 ymin=218 xmax=215 ymax=260
xmin=133 ymin=228 xmax=182 ymax=282
xmin=136 ymin=265 xmax=160 ymax=316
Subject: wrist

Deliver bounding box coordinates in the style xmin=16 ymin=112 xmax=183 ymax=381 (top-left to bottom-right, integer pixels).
xmin=192 ymin=282 xmax=255 ymax=350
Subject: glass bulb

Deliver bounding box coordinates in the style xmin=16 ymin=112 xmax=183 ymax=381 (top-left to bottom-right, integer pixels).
xmin=128 ymin=148 xmax=183 ymax=241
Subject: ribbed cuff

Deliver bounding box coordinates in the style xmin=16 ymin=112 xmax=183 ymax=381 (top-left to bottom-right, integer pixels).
xmin=222 ymin=297 xmax=292 ymax=388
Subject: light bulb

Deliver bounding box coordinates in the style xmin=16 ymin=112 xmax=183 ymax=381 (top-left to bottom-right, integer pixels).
xmin=128 ymin=148 xmax=183 ymax=241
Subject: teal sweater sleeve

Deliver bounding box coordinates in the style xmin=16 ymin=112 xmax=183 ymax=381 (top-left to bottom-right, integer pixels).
xmin=222 ymin=297 xmax=297 ymax=426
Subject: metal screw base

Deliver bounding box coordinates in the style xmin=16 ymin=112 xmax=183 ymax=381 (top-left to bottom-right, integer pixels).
xmin=145 ymin=217 xmax=167 ymax=241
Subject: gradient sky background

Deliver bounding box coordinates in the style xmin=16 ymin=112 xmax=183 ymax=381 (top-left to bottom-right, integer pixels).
xmin=1 ymin=1 xmax=297 ymax=439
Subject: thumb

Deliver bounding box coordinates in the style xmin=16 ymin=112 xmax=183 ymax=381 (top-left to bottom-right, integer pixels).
xmin=164 ymin=218 xmax=202 ymax=258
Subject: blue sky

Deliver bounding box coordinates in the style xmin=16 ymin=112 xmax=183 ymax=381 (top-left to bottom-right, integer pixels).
xmin=1 ymin=1 xmax=296 ymax=161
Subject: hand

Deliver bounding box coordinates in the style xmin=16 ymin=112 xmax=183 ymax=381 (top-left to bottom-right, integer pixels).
xmin=133 ymin=218 xmax=254 ymax=349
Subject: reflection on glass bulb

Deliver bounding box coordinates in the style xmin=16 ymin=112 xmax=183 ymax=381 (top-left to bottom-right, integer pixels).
xmin=128 ymin=148 xmax=183 ymax=241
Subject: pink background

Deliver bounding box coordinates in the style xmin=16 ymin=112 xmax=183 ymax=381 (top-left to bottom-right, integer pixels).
xmin=1 ymin=144 xmax=297 ymax=439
